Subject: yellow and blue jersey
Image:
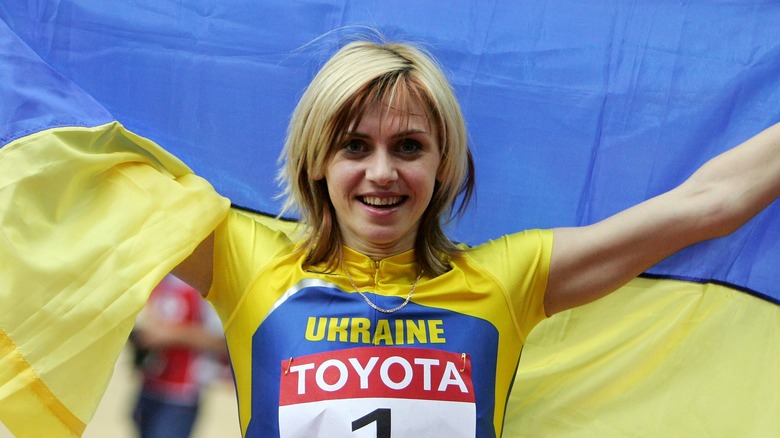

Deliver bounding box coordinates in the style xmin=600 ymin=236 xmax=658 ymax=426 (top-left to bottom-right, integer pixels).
xmin=208 ymin=209 xmax=552 ymax=437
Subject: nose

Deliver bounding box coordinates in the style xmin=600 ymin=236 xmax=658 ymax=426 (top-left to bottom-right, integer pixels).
xmin=365 ymin=150 xmax=397 ymax=185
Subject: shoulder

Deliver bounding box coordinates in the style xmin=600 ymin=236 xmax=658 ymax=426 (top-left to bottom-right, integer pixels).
xmin=209 ymin=209 xmax=300 ymax=306
xmin=450 ymin=228 xmax=553 ymax=292
xmin=466 ymin=229 xmax=553 ymax=265
xmin=215 ymin=209 xmax=300 ymax=257
xmin=451 ymin=229 xmax=553 ymax=337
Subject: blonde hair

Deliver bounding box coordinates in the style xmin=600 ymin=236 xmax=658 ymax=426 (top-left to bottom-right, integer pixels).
xmin=278 ymin=39 xmax=475 ymax=276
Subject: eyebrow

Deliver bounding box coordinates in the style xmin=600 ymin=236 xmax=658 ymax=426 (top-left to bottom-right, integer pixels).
xmin=345 ymin=129 xmax=429 ymax=138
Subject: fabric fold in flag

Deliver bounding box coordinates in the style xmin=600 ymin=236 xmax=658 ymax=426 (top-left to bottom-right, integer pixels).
xmin=0 ymin=122 xmax=229 ymax=436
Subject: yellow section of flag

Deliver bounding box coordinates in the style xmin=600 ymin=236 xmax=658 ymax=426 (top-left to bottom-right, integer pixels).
xmin=0 ymin=122 xmax=229 ymax=437
xmin=507 ymin=277 xmax=780 ymax=437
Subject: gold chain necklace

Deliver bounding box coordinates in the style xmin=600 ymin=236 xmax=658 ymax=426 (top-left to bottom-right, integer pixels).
xmin=343 ymin=265 xmax=422 ymax=314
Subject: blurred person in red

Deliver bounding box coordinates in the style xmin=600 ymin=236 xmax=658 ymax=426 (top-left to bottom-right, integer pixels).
xmin=129 ymin=274 xmax=229 ymax=438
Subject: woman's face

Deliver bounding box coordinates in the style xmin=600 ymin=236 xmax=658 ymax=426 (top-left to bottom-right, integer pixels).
xmin=323 ymin=99 xmax=441 ymax=259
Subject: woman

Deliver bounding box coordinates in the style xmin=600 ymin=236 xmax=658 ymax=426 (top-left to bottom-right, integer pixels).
xmin=172 ymin=40 xmax=780 ymax=437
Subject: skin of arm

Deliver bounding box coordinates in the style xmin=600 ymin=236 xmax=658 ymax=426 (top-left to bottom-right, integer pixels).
xmin=172 ymin=232 xmax=216 ymax=296
xmin=545 ymin=121 xmax=780 ymax=316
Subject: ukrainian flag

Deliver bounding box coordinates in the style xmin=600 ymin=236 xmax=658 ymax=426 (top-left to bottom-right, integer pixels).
xmin=0 ymin=13 xmax=228 ymax=436
xmin=1 ymin=1 xmax=779 ymax=437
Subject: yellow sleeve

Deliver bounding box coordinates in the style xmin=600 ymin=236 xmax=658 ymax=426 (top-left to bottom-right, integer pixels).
xmin=208 ymin=208 xmax=297 ymax=326
xmin=466 ymin=229 xmax=553 ymax=341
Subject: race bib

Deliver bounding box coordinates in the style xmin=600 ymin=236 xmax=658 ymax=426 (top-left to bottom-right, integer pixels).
xmin=279 ymin=346 xmax=476 ymax=437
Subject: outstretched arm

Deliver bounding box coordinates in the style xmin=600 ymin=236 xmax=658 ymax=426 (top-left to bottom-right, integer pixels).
xmin=545 ymin=121 xmax=780 ymax=316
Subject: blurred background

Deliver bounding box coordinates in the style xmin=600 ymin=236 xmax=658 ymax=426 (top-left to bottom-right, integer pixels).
xmin=0 ymin=345 xmax=241 ymax=438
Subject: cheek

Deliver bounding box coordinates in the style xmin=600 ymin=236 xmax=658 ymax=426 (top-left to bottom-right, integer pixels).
xmin=324 ymin=163 xmax=356 ymax=199
xmin=406 ymin=168 xmax=439 ymax=203
xmin=323 ymin=175 xmax=342 ymax=202
xmin=418 ymin=160 xmax=442 ymax=195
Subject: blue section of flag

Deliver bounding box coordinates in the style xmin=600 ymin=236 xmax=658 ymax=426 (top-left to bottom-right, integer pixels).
xmin=0 ymin=16 xmax=112 ymax=144
xmin=1 ymin=1 xmax=778 ymax=301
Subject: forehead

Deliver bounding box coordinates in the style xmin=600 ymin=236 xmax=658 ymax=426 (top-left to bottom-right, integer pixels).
xmin=352 ymin=98 xmax=432 ymax=134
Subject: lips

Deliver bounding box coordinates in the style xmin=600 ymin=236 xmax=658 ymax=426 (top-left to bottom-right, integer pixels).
xmin=361 ymin=195 xmax=405 ymax=208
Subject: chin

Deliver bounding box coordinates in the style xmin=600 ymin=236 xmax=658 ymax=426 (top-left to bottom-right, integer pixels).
xmin=362 ymin=230 xmax=412 ymax=249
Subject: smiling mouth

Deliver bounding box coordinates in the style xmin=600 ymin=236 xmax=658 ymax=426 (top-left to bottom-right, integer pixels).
xmin=361 ymin=196 xmax=405 ymax=208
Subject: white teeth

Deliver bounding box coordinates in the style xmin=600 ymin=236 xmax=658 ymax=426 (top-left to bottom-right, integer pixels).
xmin=362 ymin=196 xmax=402 ymax=206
